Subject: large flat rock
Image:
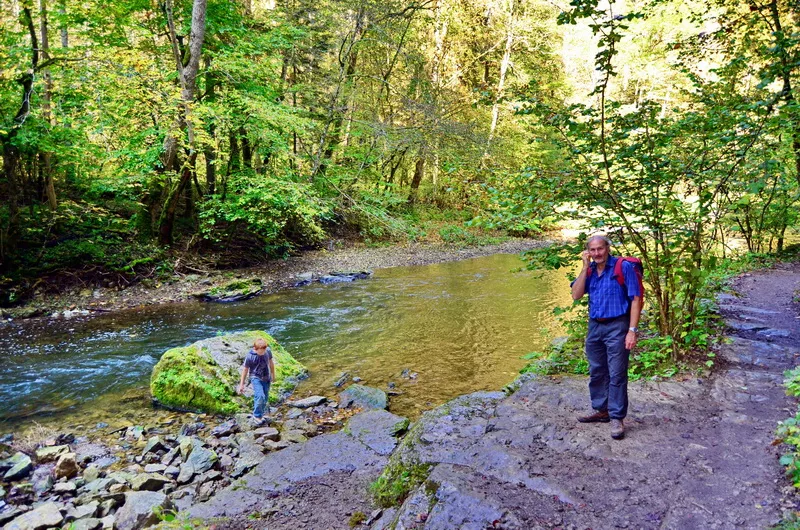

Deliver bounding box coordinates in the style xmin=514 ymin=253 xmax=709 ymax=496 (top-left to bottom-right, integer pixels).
xmin=347 ymin=410 xmax=409 ymax=456
xmin=189 ymin=429 xmax=387 ymax=520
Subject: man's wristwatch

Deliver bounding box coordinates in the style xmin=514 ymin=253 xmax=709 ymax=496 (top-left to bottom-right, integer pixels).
xmin=628 ymin=327 xmax=638 ymax=333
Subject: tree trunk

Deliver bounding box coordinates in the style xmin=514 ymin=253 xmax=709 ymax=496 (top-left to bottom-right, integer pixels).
xmin=311 ymin=6 xmax=366 ymax=180
xmin=2 ymin=7 xmax=38 ymax=254
xmin=228 ymin=131 xmax=241 ymax=174
xmin=159 ymin=154 xmax=197 ymax=245
xmin=408 ymin=156 xmax=425 ymax=204
xmin=485 ymin=1 xmax=515 ymax=156
xmin=204 ymin=59 xmax=217 ymax=195
xmin=59 ymin=0 xmax=68 ymax=47
xmin=158 ymin=0 xmax=208 ymax=245
xmin=40 ymin=0 xmax=57 ymax=210
xmin=240 ymin=127 xmax=253 ymax=168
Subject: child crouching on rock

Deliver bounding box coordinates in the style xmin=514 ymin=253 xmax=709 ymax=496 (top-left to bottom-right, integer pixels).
xmin=238 ymin=338 xmax=275 ymax=425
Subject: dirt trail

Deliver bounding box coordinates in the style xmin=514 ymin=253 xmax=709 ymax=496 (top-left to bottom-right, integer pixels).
xmin=188 ymin=264 xmax=800 ymax=529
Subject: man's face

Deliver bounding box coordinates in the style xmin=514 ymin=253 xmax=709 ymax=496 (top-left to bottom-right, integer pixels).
xmin=587 ymin=239 xmax=609 ymax=265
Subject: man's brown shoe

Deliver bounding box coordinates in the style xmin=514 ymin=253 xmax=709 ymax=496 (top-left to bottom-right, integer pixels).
xmin=610 ymin=419 xmax=625 ymax=440
xmin=577 ymin=410 xmax=610 ymax=423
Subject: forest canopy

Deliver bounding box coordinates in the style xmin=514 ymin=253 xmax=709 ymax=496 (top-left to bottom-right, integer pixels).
xmin=2 ymin=0 xmax=800 ymax=353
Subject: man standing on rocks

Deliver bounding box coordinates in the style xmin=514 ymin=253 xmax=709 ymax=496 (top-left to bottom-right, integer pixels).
xmin=571 ymin=235 xmax=642 ymax=440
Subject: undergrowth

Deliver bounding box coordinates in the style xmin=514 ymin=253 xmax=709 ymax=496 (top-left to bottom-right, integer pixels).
xmin=777 ymin=367 xmax=800 ymax=490
xmin=519 ymin=251 xmax=782 ymax=381
xmin=369 ymin=461 xmax=433 ymax=508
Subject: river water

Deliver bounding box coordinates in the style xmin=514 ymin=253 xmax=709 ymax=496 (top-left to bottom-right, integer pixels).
xmin=0 ymin=253 xmax=571 ymax=433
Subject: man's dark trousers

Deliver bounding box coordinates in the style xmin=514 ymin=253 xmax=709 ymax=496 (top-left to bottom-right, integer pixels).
xmin=586 ymin=315 xmax=630 ymax=419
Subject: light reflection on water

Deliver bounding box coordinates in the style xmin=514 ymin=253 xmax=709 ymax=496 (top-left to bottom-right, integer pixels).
xmin=0 ymin=253 xmax=571 ymax=431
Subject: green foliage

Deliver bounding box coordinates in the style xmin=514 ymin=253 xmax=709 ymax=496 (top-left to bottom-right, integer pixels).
xmin=778 ymin=412 xmax=800 ymax=487
xmin=520 ymin=307 xmax=589 ymax=376
xmin=437 ymin=224 xmax=504 ymax=247
xmin=787 ymin=367 xmax=800 ymax=398
xmin=771 ymin=362 xmax=800 ymax=491
xmin=369 ymin=461 xmax=433 ymax=508
xmin=468 ymin=168 xmax=559 ymax=236
xmin=199 ymin=173 xmax=328 ymax=256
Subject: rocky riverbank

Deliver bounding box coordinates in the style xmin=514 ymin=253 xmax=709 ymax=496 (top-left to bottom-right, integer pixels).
xmin=0 ymin=380 xmax=395 ymax=530
xmin=4 ymin=259 xmax=799 ymax=529
xmin=1 ymin=239 xmax=546 ymax=323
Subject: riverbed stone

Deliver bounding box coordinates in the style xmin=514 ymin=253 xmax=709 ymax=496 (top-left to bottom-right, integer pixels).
xmin=141 ymin=437 xmax=165 ymax=457
xmin=210 ymin=420 xmax=238 ymax=437
xmin=143 ymin=463 xmax=166 ymax=474
xmin=319 ymin=270 xmax=372 ymax=284
xmin=0 ymin=507 xmax=26 ymax=527
xmin=185 ymin=446 xmax=217 ymax=474
xmin=346 ymin=410 xmax=409 ymax=456
xmin=261 ymin=440 xmax=290 ymax=452
xmin=130 ymin=473 xmax=171 ymax=491
xmin=176 ymin=463 xmax=194 ymax=484
xmin=338 ymin=384 xmax=388 ymax=410
xmin=54 ymin=453 xmax=80 ymax=479
xmin=253 ymin=427 xmax=280 ymax=441
xmin=53 ymin=481 xmax=77 ymax=495
xmin=31 ymin=467 xmax=54 ymax=495
xmin=83 ymin=465 xmax=101 ymax=483
xmin=70 ymin=517 xmax=102 ymax=530
xmin=35 ymin=444 xmax=70 ymax=463
xmin=281 ymin=430 xmax=308 ymax=444
xmin=757 ymin=327 xmax=791 ymax=338
xmin=82 ymin=477 xmax=116 ymax=495
xmin=4 ymin=501 xmax=63 ymax=530
xmin=287 ymin=395 xmax=327 ymax=408
xmin=2 ymin=452 xmax=33 ymax=481
xmin=149 ymin=331 xmax=307 ymax=414
xmin=113 ymin=491 xmax=173 ymax=530
xmin=231 ymin=440 xmax=262 ymax=479
xmin=285 ymin=407 xmax=303 ymax=419
xmin=65 ymin=500 xmax=98 ymax=521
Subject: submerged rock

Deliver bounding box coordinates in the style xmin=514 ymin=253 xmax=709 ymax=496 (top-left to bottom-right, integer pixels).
xmin=319 ymin=270 xmax=372 ymax=284
xmin=338 ymin=384 xmax=388 ymax=410
xmin=150 ymin=331 xmax=307 ymax=414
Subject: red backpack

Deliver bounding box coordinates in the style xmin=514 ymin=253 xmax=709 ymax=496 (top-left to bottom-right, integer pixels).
xmin=613 ymin=257 xmax=645 ymax=299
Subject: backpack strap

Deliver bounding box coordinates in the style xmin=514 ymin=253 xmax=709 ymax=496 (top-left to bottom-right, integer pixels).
xmin=613 ymin=257 xmax=645 ymax=298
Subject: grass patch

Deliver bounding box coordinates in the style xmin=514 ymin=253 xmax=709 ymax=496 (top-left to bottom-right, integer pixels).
xmin=369 ymin=461 xmax=433 ymax=508
xmin=12 ymin=422 xmax=58 ymax=454
xmin=348 ymin=512 xmax=367 ymax=527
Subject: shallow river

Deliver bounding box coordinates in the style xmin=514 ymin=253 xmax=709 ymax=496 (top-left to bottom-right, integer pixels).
xmin=0 ymin=253 xmax=571 ymax=433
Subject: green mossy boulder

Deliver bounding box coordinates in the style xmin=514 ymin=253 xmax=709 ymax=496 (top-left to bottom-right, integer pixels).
xmin=150 ymin=331 xmax=307 ymax=414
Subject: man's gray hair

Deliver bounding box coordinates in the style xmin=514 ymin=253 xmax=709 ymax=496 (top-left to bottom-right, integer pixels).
xmin=585 ymin=234 xmax=612 ymax=249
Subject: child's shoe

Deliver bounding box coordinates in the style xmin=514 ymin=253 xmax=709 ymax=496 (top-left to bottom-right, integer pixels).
xmin=249 ymin=416 xmax=267 ymax=427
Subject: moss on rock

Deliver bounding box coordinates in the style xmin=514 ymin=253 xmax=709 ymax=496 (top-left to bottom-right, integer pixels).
xmin=150 ymin=331 xmax=307 ymax=414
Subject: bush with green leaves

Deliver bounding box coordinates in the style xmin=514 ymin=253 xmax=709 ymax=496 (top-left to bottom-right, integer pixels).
xmin=199 ymin=173 xmax=328 ymax=256
xmin=778 ymin=367 xmax=800 ymax=488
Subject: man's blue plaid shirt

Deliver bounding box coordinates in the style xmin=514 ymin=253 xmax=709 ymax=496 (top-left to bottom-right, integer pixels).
xmin=582 ymin=255 xmax=642 ymax=320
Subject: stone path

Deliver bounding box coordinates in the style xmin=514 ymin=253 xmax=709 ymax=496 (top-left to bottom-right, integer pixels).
xmin=187 ymin=264 xmax=800 ymax=529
